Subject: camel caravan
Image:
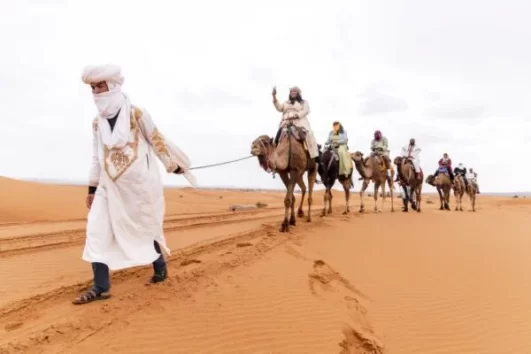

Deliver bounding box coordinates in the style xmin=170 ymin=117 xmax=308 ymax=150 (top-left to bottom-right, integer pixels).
xmin=250 ymin=86 xmax=481 ymax=232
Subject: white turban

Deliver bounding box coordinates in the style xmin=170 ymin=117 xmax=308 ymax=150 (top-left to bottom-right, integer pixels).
xmin=81 ymin=64 xmax=125 ymax=88
xmin=82 ymin=64 xmax=127 ymax=120
xmin=289 ymin=86 xmax=301 ymax=94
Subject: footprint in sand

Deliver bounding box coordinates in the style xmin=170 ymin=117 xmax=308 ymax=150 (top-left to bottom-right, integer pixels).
xmin=180 ymin=259 xmax=202 ymax=267
xmin=308 ymin=260 xmax=385 ymax=354
xmin=308 ymin=260 xmax=366 ymax=299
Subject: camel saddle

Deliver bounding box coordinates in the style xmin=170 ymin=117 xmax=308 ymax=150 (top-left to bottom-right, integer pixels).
xmin=437 ymin=166 xmax=449 ymax=174
xmin=365 ymin=153 xmax=386 ymax=172
xmin=404 ymin=158 xmax=423 ymax=178
xmin=279 ymin=125 xmax=307 ymax=142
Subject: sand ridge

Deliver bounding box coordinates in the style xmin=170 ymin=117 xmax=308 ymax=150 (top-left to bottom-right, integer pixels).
xmin=1 ymin=177 xmax=531 ymax=353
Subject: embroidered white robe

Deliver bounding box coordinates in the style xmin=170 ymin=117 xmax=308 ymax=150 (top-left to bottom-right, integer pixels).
xmin=83 ymin=106 xmax=190 ymax=270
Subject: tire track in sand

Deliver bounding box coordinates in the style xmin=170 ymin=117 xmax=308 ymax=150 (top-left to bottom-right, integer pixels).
xmin=0 ymin=207 xmax=285 ymax=258
xmin=0 ymin=207 xmax=292 ymax=311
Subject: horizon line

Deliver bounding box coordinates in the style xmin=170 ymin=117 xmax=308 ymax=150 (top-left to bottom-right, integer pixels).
xmin=7 ymin=176 xmax=530 ymax=196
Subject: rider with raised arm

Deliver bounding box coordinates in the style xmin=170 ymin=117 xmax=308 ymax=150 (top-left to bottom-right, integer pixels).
xmin=272 ymin=86 xmax=319 ymax=162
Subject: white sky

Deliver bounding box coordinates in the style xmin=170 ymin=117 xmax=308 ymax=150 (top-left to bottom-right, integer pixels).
xmin=1 ymin=0 xmax=530 ymax=193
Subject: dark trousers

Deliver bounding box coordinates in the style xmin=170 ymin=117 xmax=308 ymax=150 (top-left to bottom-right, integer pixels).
xmin=91 ymin=241 xmax=166 ymax=294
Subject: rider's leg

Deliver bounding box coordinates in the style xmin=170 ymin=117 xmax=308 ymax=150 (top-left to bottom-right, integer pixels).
xmin=383 ymin=155 xmax=391 ymax=176
xmin=448 ymin=169 xmax=455 ymax=181
xmin=274 ymin=128 xmax=282 ymax=146
xmin=412 ymin=158 xmax=422 ymax=179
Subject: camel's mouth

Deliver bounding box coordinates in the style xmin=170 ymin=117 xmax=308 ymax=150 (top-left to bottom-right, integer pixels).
xmin=250 ymin=147 xmax=261 ymax=156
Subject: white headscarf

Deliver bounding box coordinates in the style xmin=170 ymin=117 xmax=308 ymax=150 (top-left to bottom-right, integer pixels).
xmin=82 ymin=64 xmax=131 ymax=148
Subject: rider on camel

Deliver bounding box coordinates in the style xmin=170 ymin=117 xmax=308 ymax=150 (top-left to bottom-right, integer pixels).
xmin=272 ymin=86 xmax=320 ymax=163
xmin=370 ymin=130 xmax=392 ymax=178
xmin=325 ymin=121 xmax=353 ymax=186
xmin=433 ymin=153 xmax=454 ymax=181
xmin=467 ymin=168 xmax=481 ymax=194
xmin=397 ymin=138 xmax=422 ymax=181
xmin=454 ymin=163 xmax=468 ymax=189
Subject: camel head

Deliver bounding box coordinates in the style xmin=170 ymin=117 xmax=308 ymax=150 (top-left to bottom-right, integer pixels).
xmin=250 ymin=135 xmax=272 ymax=156
xmin=351 ymin=151 xmax=364 ymax=162
xmin=250 ymin=135 xmax=273 ymax=171
xmin=393 ymin=156 xmax=403 ymax=166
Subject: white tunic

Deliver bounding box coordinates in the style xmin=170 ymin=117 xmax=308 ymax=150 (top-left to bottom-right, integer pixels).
xmin=274 ymin=99 xmax=319 ymax=158
xmin=83 ymin=106 xmax=192 ymax=270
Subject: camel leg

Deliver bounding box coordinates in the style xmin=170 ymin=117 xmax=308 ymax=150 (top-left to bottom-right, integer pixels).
xmin=289 ymin=189 xmax=296 ymax=226
xmin=327 ymin=189 xmax=333 ymax=215
xmin=444 ymin=189 xmax=451 ymax=210
xmin=279 ymin=173 xmax=292 ymax=232
xmin=388 ymin=179 xmax=394 ymax=212
xmin=373 ymin=183 xmax=379 ymax=213
xmin=342 ymin=180 xmax=350 ymax=215
xmin=296 ymin=175 xmax=306 ymax=218
xmin=321 ymin=189 xmax=329 ymax=217
xmin=380 ymin=182 xmax=386 ymax=212
xmin=437 ymin=187 xmax=444 ymax=210
xmin=307 ymin=168 xmax=316 ymax=222
xmin=416 ymin=186 xmax=422 ymax=212
xmin=359 ymin=179 xmax=369 ymax=213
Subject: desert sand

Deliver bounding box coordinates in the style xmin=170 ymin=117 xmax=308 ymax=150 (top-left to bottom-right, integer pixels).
xmin=1 ymin=176 xmax=531 ymax=354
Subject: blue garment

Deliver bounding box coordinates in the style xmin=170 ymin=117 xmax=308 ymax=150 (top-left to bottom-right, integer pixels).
xmin=326 ymin=131 xmax=348 ymax=145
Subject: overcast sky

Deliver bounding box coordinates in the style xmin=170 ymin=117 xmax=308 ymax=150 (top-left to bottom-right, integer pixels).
xmin=1 ymin=0 xmax=530 ymax=193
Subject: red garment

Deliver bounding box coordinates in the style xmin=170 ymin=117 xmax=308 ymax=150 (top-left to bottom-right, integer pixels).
xmin=438 ymin=158 xmax=452 ymax=170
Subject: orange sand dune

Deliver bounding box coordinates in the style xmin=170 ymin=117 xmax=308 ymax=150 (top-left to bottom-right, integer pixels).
xmin=1 ymin=177 xmax=531 ymax=354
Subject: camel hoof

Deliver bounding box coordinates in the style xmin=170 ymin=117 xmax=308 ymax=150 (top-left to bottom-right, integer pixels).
xmin=289 ymin=217 xmax=296 ymax=226
xmin=280 ymin=224 xmax=289 ymax=233
xmin=402 ymin=209 xmax=408 ymax=213
xmin=342 ymin=210 xmax=349 ymax=215
xmin=320 ymin=211 xmax=326 ymax=217
xmin=307 ymin=217 xmax=312 ymax=222
xmin=417 ymin=208 xmax=421 ymax=213
xmin=391 ymin=208 xmax=395 ymax=213
xmin=297 ymin=210 xmax=304 ymax=218
xmin=359 ymin=208 xmax=364 ymax=213
xmin=439 ymin=207 xmax=444 ymax=210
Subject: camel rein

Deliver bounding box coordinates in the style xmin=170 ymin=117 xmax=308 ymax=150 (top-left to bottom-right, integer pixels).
xmin=187 ymin=155 xmax=254 ymax=171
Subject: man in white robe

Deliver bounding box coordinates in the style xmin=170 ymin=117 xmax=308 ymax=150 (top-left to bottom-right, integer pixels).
xmin=73 ymin=64 xmax=196 ymax=305
xmin=400 ymin=138 xmax=422 ymax=180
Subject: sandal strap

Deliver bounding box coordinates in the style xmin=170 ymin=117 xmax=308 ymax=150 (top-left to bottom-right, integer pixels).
xmin=78 ymin=290 xmax=97 ymax=302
